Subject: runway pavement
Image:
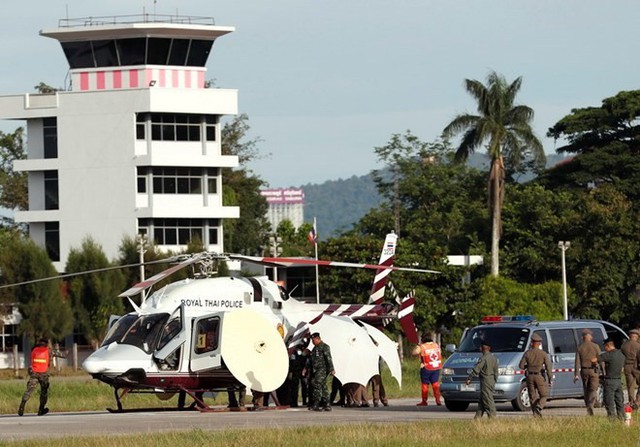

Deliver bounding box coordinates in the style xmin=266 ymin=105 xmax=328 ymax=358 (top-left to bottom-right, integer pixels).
xmin=0 ymin=398 xmax=607 ymax=441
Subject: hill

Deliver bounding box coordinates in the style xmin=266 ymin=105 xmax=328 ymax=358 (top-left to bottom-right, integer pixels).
xmin=300 ymin=153 xmax=569 ymax=239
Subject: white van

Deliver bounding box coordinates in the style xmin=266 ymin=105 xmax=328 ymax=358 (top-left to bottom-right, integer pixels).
xmin=440 ymin=316 xmax=628 ymax=411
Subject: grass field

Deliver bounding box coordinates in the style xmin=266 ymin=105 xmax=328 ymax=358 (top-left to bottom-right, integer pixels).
xmin=0 ymin=358 xmax=422 ymax=414
xmin=2 ymin=360 xmax=639 ymax=446
xmin=1 ymin=418 xmax=639 ymax=447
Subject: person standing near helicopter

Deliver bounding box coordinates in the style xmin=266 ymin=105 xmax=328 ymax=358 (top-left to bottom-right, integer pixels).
xmin=18 ymin=338 xmax=66 ymax=416
xmin=304 ymin=332 xmax=335 ymax=411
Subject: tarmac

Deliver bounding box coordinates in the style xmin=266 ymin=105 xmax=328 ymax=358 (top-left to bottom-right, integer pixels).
xmin=0 ymin=398 xmax=615 ymax=441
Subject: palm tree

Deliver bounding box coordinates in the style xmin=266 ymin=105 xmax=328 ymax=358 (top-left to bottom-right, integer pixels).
xmin=443 ymin=71 xmax=545 ymax=276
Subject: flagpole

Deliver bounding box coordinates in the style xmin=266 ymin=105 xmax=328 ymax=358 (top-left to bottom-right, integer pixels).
xmin=314 ymin=217 xmax=320 ymax=304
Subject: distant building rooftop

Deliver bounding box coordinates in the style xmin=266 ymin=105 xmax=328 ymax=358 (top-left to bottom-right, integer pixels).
xmin=56 ymin=14 xmax=215 ymax=28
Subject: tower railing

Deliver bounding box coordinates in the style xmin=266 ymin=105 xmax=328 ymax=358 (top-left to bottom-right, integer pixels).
xmin=58 ymin=14 xmax=215 ymax=28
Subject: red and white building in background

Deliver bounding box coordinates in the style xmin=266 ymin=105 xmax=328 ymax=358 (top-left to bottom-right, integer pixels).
xmin=260 ymin=188 xmax=305 ymax=230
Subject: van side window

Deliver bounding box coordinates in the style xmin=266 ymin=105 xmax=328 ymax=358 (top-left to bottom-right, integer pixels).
xmin=533 ymin=330 xmax=549 ymax=352
xmin=577 ymin=328 xmax=604 ymax=349
xmin=550 ymin=328 xmax=577 ymax=353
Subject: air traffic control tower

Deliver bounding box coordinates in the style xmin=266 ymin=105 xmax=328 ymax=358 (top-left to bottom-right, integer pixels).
xmin=0 ymin=15 xmax=240 ymax=270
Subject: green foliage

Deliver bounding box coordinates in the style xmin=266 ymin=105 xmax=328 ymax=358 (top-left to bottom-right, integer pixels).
xmin=319 ymin=234 xmax=385 ymax=304
xmin=276 ymin=220 xmax=315 ymax=257
xmin=442 ymin=71 xmax=545 ymax=276
xmin=33 ymin=82 xmax=60 ymax=94
xmin=500 ymin=183 xmax=579 ymax=283
xmin=66 ymin=238 xmax=125 ymax=349
xmin=220 ymin=114 xmax=270 ymax=254
xmin=0 ymin=127 xmax=27 ymax=212
xmin=472 ymin=276 xmax=563 ymax=321
xmin=0 ymin=236 xmax=72 ymax=342
xmin=544 ymin=89 xmax=640 ymax=200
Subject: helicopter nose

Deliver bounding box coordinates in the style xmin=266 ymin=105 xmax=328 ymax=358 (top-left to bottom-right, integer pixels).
xmin=82 ymin=343 xmax=152 ymax=375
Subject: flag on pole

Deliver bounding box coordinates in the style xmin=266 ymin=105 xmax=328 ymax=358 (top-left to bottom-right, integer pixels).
xmin=307 ymin=221 xmax=318 ymax=245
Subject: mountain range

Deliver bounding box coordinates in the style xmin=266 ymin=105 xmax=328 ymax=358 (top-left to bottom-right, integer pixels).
xmin=300 ymin=153 xmax=569 ymax=239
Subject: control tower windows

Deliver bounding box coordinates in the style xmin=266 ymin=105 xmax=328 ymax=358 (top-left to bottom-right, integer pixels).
xmin=43 ymin=117 xmax=58 ymax=159
xmin=61 ymin=38 xmax=214 ymax=69
xmin=136 ymin=113 xmax=218 ymax=142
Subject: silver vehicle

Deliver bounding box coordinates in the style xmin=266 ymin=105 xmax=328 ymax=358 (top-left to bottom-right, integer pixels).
xmin=440 ymin=316 xmax=628 ymax=412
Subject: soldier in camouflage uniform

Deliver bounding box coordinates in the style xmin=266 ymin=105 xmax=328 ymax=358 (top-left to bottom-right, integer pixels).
xmin=19 ymin=338 xmax=66 ymax=416
xmin=304 ymin=332 xmax=335 ymax=411
xmin=466 ymin=341 xmax=499 ymax=418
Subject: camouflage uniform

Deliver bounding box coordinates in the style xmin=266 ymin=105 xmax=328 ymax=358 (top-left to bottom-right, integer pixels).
xmin=309 ymin=339 xmax=334 ymax=410
xmin=19 ymin=341 xmax=65 ymax=416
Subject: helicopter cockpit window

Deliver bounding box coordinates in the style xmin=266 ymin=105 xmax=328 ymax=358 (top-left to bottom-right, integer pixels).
xmin=101 ymin=314 xmax=139 ymax=347
xmin=194 ymin=316 xmax=220 ymax=355
xmin=157 ymin=315 xmax=182 ymax=351
xmin=120 ymin=313 xmax=170 ymax=354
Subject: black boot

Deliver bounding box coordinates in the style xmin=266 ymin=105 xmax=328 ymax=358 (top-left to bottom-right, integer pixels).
xmin=18 ymin=401 xmax=25 ymax=417
xmin=37 ymin=407 xmax=49 ymax=416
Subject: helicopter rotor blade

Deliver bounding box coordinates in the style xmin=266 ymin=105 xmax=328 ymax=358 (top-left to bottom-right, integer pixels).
xmin=118 ymin=255 xmax=202 ymax=298
xmin=228 ymin=255 xmax=440 ymax=274
xmin=0 ymin=257 xmax=179 ymax=290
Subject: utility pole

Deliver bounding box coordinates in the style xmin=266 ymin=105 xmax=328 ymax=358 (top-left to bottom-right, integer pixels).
xmin=137 ymin=234 xmax=148 ymax=303
xmin=558 ymin=241 xmax=570 ymax=320
xmin=268 ymin=234 xmax=282 ymax=281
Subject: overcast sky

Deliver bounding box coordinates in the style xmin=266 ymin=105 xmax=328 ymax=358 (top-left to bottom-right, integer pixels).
xmin=1 ymin=1 xmax=639 ymax=187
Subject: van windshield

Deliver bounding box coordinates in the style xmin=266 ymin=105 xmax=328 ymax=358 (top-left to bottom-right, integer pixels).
xmin=459 ymin=326 xmax=530 ymax=353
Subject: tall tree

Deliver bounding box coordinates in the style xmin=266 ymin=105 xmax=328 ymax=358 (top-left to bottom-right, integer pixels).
xmin=0 ymin=235 xmax=72 ymax=342
xmin=443 ymin=71 xmax=545 ymax=276
xmin=0 ymin=127 xmax=28 ymax=212
xmin=221 ymin=114 xmax=270 ymax=254
xmin=544 ymin=90 xmax=640 ymax=202
xmin=66 ymin=237 xmax=125 ymax=349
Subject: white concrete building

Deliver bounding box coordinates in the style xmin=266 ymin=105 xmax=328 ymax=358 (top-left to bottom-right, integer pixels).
xmin=0 ymin=15 xmax=240 ymax=271
xmin=260 ymin=188 xmax=305 ymax=230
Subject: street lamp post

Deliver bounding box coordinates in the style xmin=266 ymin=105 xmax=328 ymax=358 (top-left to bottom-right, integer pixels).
xmin=558 ymin=241 xmax=570 ymax=321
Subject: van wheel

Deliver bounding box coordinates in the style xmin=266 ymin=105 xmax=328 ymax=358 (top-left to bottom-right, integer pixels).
xmin=444 ymin=400 xmax=469 ymax=412
xmin=511 ymin=382 xmax=531 ymax=411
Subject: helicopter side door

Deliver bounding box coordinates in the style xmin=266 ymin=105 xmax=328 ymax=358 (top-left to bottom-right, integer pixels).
xmin=190 ymin=312 xmax=223 ymax=372
xmin=153 ymin=305 xmax=186 ymax=371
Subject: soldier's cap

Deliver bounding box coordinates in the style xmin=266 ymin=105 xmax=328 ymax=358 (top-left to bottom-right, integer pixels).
xmin=310 ymin=332 xmax=320 ymax=339
xmin=603 ymin=338 xmax=615 ymax=345
xmin=581 ymin=328 xmax=593 ymax=336
xmin=531 ymin=333 xmax=543 ymax=342
xmin=629 ymin=329 xmax=640 ymax=336
xmin=480 ymin=340 xmax=491 ymax=347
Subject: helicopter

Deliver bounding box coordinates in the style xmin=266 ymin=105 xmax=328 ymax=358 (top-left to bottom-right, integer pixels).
xmin=77 ymin=232 xmax=436 ymax=412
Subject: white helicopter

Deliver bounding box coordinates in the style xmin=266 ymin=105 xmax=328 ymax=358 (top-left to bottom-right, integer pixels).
xmin=79 ymin=232 xmax=434 ymax=412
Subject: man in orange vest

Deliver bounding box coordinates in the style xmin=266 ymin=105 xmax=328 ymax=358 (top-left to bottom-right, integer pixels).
xmin=18 ymin=338 xmax=65 ymax=416
xmin=412 ymin=334 xmax=442 ymax=406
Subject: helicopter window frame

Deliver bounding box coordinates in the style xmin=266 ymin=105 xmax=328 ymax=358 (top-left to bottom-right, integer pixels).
xmin=157 ymin=313 xmax=182 ymax=352
xmin=193 ymin=316 xmax=220 ymax=355
xmin=119 ymin=313 xmax=170 ymax=354
xmin=101 ymin=314 xmax=139 ymax=347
